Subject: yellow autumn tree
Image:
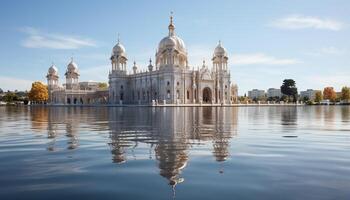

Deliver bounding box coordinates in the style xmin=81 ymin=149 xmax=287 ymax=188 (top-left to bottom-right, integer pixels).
xmin=341 ymin=86 xmax=350 ymax=102
xmin=28 ymin=81 xmax=48 ymax=103
xmin=314 ymin=91 xmax=323 ymax=103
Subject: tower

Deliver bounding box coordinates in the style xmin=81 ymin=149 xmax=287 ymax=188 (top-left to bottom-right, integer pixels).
xmin=65 ymin=58 xmax=80 ymax=90
xmin=212 ymin=41 xmax=230 ymax=104
xmin=110 ymin=36 xmax=127 ymax=74
xmin=212 ymin=41 xmax=228 ymax=72
xmin=46 ymin=64 xmax=59 ymax=103
xmin=47 ymin=64 xmax=59 ymax=90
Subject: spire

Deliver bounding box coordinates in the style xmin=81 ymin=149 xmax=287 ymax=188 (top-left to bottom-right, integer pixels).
xmin=148 ymin=57 xmax=154 ymax=72
xmin=117 ymin=33 xmax=120 ymax=44
xmin=168 ymin=11 xmax=175 ymax=36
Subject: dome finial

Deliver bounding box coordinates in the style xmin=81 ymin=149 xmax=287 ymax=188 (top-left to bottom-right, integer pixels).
xmin=149 ymin=57 xmax=152 ymax=64
xmin=168 ymin=11 xmax=175 ymax=36
xmin=170 ymin=11 xmax=173 ymax=24
xmin=117 ymin=33 xmax=120 ymax=44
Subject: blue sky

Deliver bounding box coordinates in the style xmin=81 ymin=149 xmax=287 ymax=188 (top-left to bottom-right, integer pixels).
xmin=0 ymin=0 xmax=349 ymax=95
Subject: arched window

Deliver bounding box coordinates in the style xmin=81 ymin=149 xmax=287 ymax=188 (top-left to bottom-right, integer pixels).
xmin=67 ymin=98 xmax=71 ymax=104
xmin=187 ymin=90 xmax=190 ymax=100
xmin=121 ymin=85 xmax=123 ymax=89
xmin=177 ymin=82 xmax=179 ymax=86
xmin=167 ymin=81 xmax=170 ymax=86
xmin=74 ymin=98 xmax=77 ymax=104
xmin=167 ymin=90 xmax=171 ymax=99
xmin=120 ymin=92 xmax=124 ymax=100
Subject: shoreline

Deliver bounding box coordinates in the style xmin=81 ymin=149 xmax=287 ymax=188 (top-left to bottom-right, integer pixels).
xmin=3 ymin=104 xmax=349 ymax=107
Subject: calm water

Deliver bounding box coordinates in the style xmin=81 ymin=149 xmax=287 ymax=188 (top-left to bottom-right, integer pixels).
xmin=0 ymin=106 xmax=350 ymax=199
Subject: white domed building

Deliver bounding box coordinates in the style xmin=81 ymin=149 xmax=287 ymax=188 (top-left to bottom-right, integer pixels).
xmin=46 ymin=58 xmax=109 ymax=105
xmin=109 ymin=15 xmax=236 ymax=105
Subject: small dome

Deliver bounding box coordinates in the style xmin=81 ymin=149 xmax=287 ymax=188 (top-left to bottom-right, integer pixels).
xmin=48 ymin=64 xmax=58 ymax=75
xmin=112 ymin=42 xmax=126 ymax=57
xmin=67 ymin=60 xmax=78 ymax=73
xmin=214 ymin=41 xmax=227 ymax=57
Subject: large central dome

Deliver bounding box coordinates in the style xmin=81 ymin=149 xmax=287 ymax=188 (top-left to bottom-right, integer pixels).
xmin=158 ymin=35 xmax=186 ymax=53
xmin=156 ymin=14 xmax=188 ymax=68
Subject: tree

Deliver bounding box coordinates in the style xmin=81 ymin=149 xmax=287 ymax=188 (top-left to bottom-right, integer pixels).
xmin=98 ymin=82 xmax=108 ymax=90
xmin=314 ymin=91 xmax=323 ymax=103
xmin=280 ymin=79 xmax=298 ymax=102
xmin=0 ymin=88 xmax=3 ymax=94
xmin=3 ymin=92 xmax=18 ymax=103
xmin=302 ymin=96 xmax=309 ymax=103
xmin=341 ymin=86 xmax=350 ymax=102
xmin=323 ymin=87 xmax=336 ymax=102
xmin=28 ymin=82 xmax=48 ymax=103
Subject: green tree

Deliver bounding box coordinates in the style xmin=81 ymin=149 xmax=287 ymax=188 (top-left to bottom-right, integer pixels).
xmin=3 ymin=92 xmax=18 ymax=103
xmin=28 ymin=82 xmax=48 ymax=103
xmin=0 ymin=88 xmax=3 ymax=94
xmin=341 ymin=86 xmax=350 ymax=102
xmin=302 ymin=96 xmax=309 ymax=103
xmin=280 ymin=79 xmax=298 ymax=102
xmin=314 ymin=91 xmax=323 ymax=103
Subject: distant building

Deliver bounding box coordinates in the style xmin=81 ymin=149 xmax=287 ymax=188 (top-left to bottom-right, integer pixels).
xmin=267 ymin=88 xmax=281 ymax=98
xmin=46 ymin=61 xmax=109 ymax=105
xmin=248 ymin=89 xmax=265 ymax=99
xmin=300 ymin=89 xmax=320 ymax=101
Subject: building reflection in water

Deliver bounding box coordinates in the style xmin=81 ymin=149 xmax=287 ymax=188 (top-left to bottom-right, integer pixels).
xmin=108 ymin=107 xmax=238 ymax=188
xmin=30 ymin=106 xmax=238 ymax=190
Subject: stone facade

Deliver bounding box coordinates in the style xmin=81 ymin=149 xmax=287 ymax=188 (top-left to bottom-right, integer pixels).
xmin=46 ymin=59 xmax=108 ymax=105
xmin=109 ymin=15 xmax=235 ymax=105
xmin=47 ymin=15 xmax=237 ymax=105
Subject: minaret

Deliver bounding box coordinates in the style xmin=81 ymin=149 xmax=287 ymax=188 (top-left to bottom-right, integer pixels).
xmin=65 ymin=58 xmax=80 ymax=90
xmin=47 ymin=63 xmax=59 ymax=90
xmin=111 ymin=35 xmax=128 ymax=74
xmin=212 ymin=41 xmax=228 ymax=72
xmin=46 ymin=63 xmax=59 ymax=103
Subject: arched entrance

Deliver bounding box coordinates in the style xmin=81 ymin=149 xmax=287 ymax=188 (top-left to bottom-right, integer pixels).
xmin=202 ymin=87 xmax=212 ymax=103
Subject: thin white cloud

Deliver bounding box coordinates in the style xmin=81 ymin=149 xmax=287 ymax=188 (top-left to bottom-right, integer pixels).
xmin=270 ymin=15 xmax=344 ymax=31
xmin=0 ymin=76 xmax=33 ymax=91
xmin=232 ymin=53 xmax=300 ymax=65
xmin=20 ymin=27 xmax=96 ymax=49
